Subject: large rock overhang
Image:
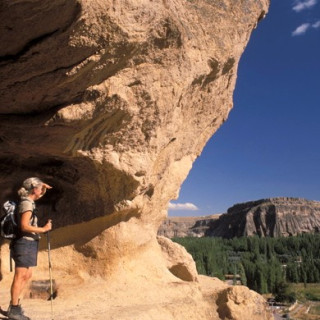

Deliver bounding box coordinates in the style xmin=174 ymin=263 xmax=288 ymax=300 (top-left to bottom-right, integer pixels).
xmin=0 ymin=0 xmax=269 ymax=254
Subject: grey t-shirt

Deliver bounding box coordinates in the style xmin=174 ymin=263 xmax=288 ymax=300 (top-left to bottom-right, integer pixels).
xmin=18 ymin=197 xmax=39 ymax=240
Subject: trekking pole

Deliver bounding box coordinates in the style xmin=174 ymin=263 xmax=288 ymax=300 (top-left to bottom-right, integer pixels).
xmin=47 ymin=231 xmax=54 ymax=320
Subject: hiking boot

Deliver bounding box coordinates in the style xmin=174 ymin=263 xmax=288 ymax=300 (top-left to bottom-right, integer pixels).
xmin=7 ymin=305 xmax=31 ymax=320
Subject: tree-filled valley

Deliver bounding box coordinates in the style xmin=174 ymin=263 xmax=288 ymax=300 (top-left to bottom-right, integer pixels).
xmin=173 ymin=234 xmax=320 ymax=302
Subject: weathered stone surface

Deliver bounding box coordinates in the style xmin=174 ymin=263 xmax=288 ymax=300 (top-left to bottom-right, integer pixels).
xmin=0 ymin=0 xmax=270 ymax=318
xmin=206 ymin=197 xmax=320 ymax=238
xmin=158 ymin=214 xmax=221 ymax=238
xmin=0 ymin=0 xmax=269 ymax=232
xmin=157 ymin=235 xmax=198 ymax=281
xmin=198 ymin=276 xmax=272 ymax=320
xmin=215 ymin=285 xmax=272 ymax=320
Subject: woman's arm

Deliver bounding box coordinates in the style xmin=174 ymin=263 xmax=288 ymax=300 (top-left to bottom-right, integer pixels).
xmin=20 ymin=211 xmax=52 ymax=234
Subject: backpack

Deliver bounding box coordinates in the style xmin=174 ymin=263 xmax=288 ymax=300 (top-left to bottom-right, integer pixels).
xmin=0 ymin=200 xmax=18 ymax=239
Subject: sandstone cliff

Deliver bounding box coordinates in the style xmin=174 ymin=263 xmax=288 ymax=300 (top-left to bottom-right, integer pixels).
xmin=206 ymin=197 xmax=320 ymax=238
xmin=0 ymin=0 xmax=271 ymax=319
xmin=158 ymin=214 xmax=221 ymax=238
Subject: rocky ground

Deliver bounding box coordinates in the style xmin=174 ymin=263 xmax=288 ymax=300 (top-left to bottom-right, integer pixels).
xmin=0 ymin=240 xmax=272 ymax=320
xmin=0 ymin=274 xmax=271 ymax=320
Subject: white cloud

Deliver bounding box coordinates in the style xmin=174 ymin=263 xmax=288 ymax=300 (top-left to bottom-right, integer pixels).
xmin=293 ymin=0 xmax=317 ymax=12
xmin=292 ymin=23 xmax=311 ymax=36
xmin=312 ymin=20 xmax=320 ymax=28
xmin=168 ymin=202 xmax=199 ymax=211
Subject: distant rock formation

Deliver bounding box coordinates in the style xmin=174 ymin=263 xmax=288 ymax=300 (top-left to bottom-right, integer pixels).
xmin=158 ymin=215 xmax=221 ymax=238
xmin=205 ymin=197 xmax=320 ymax=238
xmin=159 ymin=198 xmax=320 ymax=239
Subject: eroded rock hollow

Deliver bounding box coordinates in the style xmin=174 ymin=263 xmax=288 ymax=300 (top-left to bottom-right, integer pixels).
xmin=0 ymin=1 xmax=271 ymax=319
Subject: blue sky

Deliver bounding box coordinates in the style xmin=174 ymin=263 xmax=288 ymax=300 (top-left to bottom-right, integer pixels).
xmin=169 ymin=0 xmax=320 ymax=217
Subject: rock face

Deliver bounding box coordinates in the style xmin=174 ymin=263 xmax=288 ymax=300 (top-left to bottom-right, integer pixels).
xmin=0 ymin=0 xmax=271 ymax=318
xmin=214 ymin=283 xmax=272 ymax=320
xmin=157 ymin=235 xmax=198 ymax=281
xmin=158 ymin=214 xmax=221 ymax=238
xmin=206 ymin=197 xmax=320 ymax=238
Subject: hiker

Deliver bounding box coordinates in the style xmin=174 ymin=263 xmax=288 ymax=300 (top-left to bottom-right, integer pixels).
xmin=7 ymin=177 xmax=52 ymax=320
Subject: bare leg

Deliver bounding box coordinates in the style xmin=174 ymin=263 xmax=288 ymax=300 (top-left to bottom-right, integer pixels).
xmin=10 ymin=267 xmax=32 ymax=305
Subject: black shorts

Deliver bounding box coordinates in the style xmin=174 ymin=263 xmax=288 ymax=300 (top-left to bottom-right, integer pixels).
xmin=11 ymin=238 xmax=39 ymax=268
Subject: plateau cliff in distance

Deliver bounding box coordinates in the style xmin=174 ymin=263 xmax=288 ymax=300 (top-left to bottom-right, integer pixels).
xmin=160 ymin=197 xmax=320 ymax=239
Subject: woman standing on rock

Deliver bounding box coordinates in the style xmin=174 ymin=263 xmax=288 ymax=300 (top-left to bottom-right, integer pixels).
xmin=7 ymin=177 xmax=52 ymax=320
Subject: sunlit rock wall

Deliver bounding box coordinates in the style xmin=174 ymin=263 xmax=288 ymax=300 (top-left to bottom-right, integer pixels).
xmin=0 ymin=0 xmax=268 ymax=276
